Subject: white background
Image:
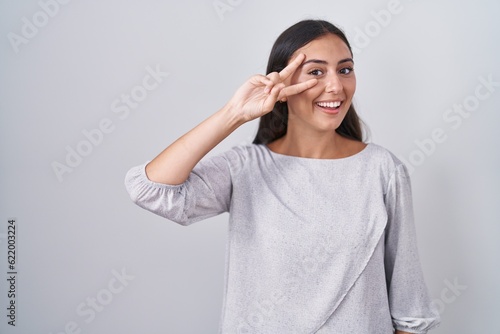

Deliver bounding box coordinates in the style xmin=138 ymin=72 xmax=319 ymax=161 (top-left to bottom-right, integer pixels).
xmin=1 ymin=0 xmax=499 ymax=333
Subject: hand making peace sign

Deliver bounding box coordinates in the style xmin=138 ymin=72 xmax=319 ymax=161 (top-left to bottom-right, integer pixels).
xmin=227 ymin=53 xmax=318 ymax=123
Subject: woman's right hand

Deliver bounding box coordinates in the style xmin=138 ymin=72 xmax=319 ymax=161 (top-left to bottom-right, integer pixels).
xmin=226 ymin=53 xmax=318 ymax=123
xmin=144 ymin=54 xmax=317 ymax=185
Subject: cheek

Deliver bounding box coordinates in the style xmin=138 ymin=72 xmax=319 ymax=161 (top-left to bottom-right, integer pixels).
xmin=288 ymin=86 xmax=319 ymax=105
xmin=344 ymin=77 xmax=356 ymax=96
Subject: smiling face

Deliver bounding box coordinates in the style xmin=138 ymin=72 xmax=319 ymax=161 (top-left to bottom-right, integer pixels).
xmin=285 ymin=33 xmax=356 ymax=136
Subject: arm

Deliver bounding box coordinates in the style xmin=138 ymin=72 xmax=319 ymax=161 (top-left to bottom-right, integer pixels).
xmin=145 ymin=53 xmax=317 ymax=185
xmin=385 ymin=164 xmax=441 ymax=333
xmin=145 ymin=104 xmax=242 ymax=185
xmin=125 ymin=54 xmax=317 ymax=225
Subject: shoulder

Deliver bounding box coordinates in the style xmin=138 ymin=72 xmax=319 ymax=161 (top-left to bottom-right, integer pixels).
xmin=363 ymin=143 xmax=404 ymax=168
xmin=362 ymin=143 xmax=410 ymax=184
xmin=211 ymin=143 xmax=267 ymax=174
xmin=221 ymin=143 xmax=262 ymax=161
xmin=368 ymin=143 xmax=411 ymax=186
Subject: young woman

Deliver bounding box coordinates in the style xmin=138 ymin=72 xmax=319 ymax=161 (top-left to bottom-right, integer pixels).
xmin=125 ymin=20 xmax=440 ymax=333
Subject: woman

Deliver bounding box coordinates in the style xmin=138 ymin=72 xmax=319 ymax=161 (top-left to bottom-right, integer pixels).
xmin=125 ymin=20 xmax=440 ymax=333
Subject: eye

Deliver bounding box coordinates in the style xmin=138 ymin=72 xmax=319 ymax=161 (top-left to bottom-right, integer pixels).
xmin=307 ymin=69 xmax=324 ymax=76
xmin=339 ymin=67 xmax=354 ymax=75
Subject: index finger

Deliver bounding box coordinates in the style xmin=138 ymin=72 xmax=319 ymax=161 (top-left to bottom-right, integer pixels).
xmin=278 ymin=53 xmax=306 ymax=81
xmin=278 ymin=78 xmax=318 ymax=101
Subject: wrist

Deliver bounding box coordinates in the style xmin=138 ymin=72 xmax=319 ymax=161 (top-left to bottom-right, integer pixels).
xmin=218 ymin=103 xmax=247 ymax=129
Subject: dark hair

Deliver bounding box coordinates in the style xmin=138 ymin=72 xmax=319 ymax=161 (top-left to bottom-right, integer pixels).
xmin=253 ymin=19 xmax=365 ymax=145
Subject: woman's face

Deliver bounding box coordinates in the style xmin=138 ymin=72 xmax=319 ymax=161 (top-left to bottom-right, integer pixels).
xmin=284 ymin=34 xmax=356 ymax=135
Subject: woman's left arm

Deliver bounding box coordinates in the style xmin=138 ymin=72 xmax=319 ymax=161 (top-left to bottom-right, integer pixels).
xmin=384 ymin=164 xmax=441 ymax=333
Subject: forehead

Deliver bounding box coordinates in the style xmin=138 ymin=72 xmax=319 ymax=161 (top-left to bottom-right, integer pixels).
xmin=291 ymin=34 xmax=352 ymax=62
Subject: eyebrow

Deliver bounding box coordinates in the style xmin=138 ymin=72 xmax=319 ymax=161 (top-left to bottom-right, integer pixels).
xmin=301 ymin=58 xmax=354 ymax=66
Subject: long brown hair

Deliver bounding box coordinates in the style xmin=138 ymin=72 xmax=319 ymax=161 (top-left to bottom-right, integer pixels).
xmin=253 ymin=20 xmax=365 ymax=145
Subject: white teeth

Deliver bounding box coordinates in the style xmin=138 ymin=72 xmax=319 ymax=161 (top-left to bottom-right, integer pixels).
xmin=317 ymin=101 xmax=341 ymax=108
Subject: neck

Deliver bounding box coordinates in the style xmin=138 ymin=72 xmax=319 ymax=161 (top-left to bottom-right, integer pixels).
xmin=271 ymin=127 xmax=346 ymax=159
xmin=267 ymin=121 xmax=367 ymax=159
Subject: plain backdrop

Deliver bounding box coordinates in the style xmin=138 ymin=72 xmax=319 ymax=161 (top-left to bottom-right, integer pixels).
xmin=1 ymin=0 xmax=499 ymax=333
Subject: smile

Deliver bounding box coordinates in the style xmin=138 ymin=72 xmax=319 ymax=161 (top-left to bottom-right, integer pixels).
xmin=316 ymin=101 xmax=341 ymax=108
xmin=315 ymin=101 xmax=342 ymax=111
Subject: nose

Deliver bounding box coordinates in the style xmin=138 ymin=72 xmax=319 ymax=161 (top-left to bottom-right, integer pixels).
xmin=325 ymin=74 xmax=342 ymax=94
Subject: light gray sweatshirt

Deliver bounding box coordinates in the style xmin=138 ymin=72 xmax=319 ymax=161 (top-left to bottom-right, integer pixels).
xmin=125 ymin=143 xmax=441 ymax=333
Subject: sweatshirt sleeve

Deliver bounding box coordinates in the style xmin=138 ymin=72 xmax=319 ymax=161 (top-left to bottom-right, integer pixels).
xmin=124 ymin=152 xmax=232 ymax=226
xmin=384 ymin=164 xmax=441 ymax=333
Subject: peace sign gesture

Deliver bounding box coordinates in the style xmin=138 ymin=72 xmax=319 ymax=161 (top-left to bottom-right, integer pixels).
xmin=144 ymin=54 xmax=317 ymax=185
xmin=227 ymin=53 xmax=318 ymax=123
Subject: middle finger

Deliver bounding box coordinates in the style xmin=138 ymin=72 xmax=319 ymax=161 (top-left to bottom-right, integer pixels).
xmin=278 ymin=53 xmax=306 ymax=81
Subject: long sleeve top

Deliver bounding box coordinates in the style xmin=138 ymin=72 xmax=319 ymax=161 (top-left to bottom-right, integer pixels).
xmin=124 ymin=143 xmax=441 ymax=333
